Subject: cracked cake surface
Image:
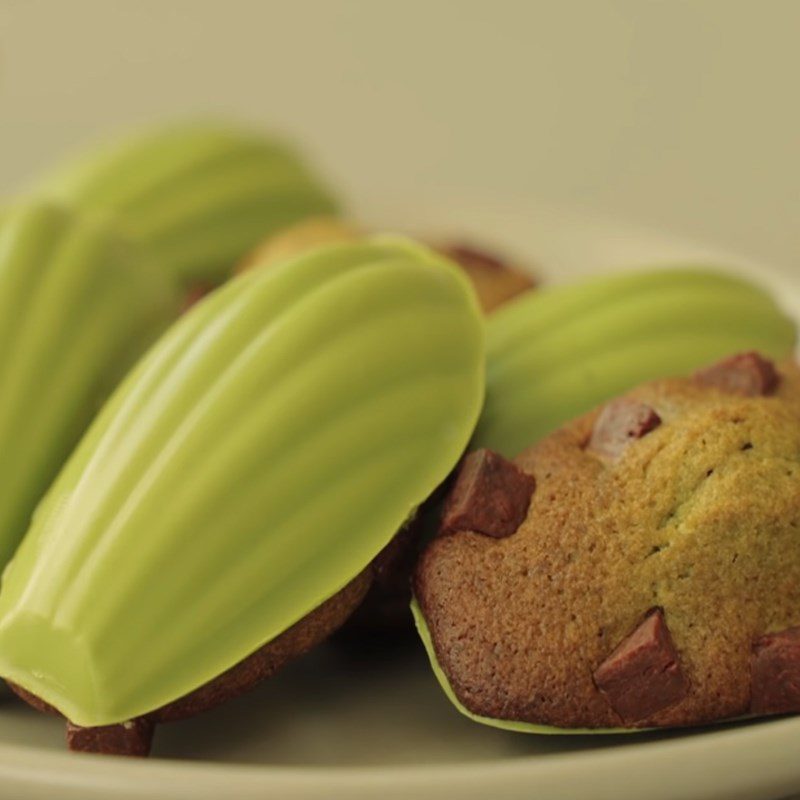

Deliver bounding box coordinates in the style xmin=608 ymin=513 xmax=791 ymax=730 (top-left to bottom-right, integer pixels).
xmin=415 ymin=354 xmax=800 ymax=729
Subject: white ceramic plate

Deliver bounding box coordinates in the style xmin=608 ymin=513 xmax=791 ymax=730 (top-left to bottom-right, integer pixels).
xmin=0 ymin=198 xmax=797 ymax=800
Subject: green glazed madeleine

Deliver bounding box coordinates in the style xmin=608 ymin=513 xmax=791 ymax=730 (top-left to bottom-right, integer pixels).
xmin=474 ymin=268 xmax=797 ymax=457
xmin=0 ymin=239 xmax=485 ymax=727
xmin=0 ymin=200 xmax=178 ymax=569
xmin=36 ymin=121 xmax=338 ymax=285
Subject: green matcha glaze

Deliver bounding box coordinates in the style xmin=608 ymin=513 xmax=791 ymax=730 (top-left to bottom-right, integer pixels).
xmin=0 ymin=201 xmax=178 ymax=570
xmin=36 ymin=122 xmax=338 ymax=285
xmin=474 ymin=268 xmax=797 ymax=457
xmin=0 ymin=239 xmax=485 ymax=727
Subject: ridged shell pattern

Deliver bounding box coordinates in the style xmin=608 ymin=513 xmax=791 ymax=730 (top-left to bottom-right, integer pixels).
xmin=0 ymin=201 xmax=177 ymax=569
xmin=0 ymin=239 xmax=485 ymax=726
xmin=474 ymin=268 xmax=797 ymax=457
xmin=37 ymin=122 xmax=338 ymax=284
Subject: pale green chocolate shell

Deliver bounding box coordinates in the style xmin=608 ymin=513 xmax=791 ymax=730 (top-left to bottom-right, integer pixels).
xmin=0 ymin=239 xmax=485 ymax=727
xmin=36 ymin=121 xmax=338 ymax=284
xmin=0 ymin=200 xmax=178 ymax=569
xmin=474 ymin=268 xmax=797 ymax=456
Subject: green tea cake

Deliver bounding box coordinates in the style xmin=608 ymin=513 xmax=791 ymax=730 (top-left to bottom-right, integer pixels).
xmin=435 ymin=243 xmax=535 ymax=314
xmin=0 ymin=200 xmax=178 ymax=570
xmin=35 ymin=121 xmax=338 ymax=285
xmin=0 ymin=239 xmax=484 ymax=755
xmin=238 ymin=223 xmax=537 ymax=634
xmin=415 ymin=352 xmax=800 ymax=732
xmin=238 ymin=218 xmax=537 ymax=314
xmin=475 ymin=268 xmax=797 ymax=457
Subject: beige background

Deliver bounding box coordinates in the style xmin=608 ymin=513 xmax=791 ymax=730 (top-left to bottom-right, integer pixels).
xmin=1 ymin=0 xmax=798 ymax=271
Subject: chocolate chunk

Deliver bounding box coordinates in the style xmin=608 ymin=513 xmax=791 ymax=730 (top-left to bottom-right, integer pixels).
xmin=440 ymin=449 xmax=535 ymax=538
xmin=751 ymin=625 xmax=800 ymax=715
xmin=438 ymin=243 xmax=536 ymax=313
xmin=593 ymin=608 xmax=688 ymax=723
xmin=694 ymin=352 xmax=780 ymax=397
xmin=587 ymin=399 xmax=662 ymax=461
xmin=440 ymin=244 xmax=508 ymax=273
xmin=180 ymin=282 xmax=216 ymax=314
xmin=67 ymin=718 xmax=154 ymax=757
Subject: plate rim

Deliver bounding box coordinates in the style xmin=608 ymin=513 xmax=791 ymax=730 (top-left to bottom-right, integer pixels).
xmin=0 ymin=716 xmax=799 ymax=799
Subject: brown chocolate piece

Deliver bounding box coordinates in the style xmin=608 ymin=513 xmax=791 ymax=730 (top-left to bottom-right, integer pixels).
xmin=440 ymin=244 xmax=508 ymax=273
xmin=694 ymin=352 xmax=780 ymax=397
xmin=751 ymin=625 xmax=800 ymax=715
xmin=180 ymin=282 xmax=216 ymax=314
xmin=67 ymin=718 xmax=154 ymax=757
xmin=438 ymin=242 xmax=536 ymax=313
xmin=593 ymin=608 xmax=688 ymax=723
xmin=588 ymin=399 xmax=661 ymax=461
xmin=440 ymin=449 xmax=535 ymax=538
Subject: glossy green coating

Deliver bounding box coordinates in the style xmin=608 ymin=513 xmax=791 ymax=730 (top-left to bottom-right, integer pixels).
xmin=0 ymin=200 xmax=178 ymax=570
xmin=474 ymin=268 xmax=797 ymax=457
xmin=411 ymin=599 xmax=633 ymax=734
xmin=37 ymin=121 xmax=338 ymax=284
xmin=0 ymin=239 xmax=485 ymax=727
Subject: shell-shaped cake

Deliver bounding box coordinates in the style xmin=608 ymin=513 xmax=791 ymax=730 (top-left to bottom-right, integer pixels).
xmin=0 ymin=200 xmax=177 ymax=568
xmin=37 ymin=122 xmax=338 ymax=284
xmin=415 ymin=353 xmax=800 ymax=732
xmin=475 ymin=268 xmax=797 ymax=457
xmin=0 ymin=239 xmax=484 ymax=728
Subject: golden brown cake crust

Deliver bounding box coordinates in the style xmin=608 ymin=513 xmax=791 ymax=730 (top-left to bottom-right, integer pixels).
xmin=415 ymin=357 xmax=800 ymax=729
